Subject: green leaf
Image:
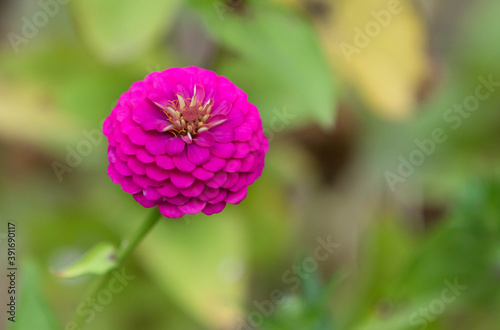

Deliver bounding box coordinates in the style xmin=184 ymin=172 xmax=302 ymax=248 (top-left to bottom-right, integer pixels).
xmin=9 ymin=260 xmax=60 ymax=330
xmin=0 ymin=43 xmax=145 ymax=128
xmin=71 ymin=0 xmax=181 ymax=62
xmin=194 ymin=4 xmax=337 ymax=129
xmin=55 ymin=242 xmax=117 ymax=278
xmin=136 ymin=211 xmax=247 ymax=329
xmin=460 ymin=0 xmax=500 ymax=73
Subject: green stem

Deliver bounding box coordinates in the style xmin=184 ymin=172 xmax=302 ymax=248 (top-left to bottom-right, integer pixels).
xmin=116 ymin=207 xmax=162 ymax=262
xmin=71 ymin=208 xmax=162 ymax=328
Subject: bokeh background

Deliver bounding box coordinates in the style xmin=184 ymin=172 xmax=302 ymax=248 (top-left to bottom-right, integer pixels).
xmin=1 ymin=0 xmax=500 ymax=329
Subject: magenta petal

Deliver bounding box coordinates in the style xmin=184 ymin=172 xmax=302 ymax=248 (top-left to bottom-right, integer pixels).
xmin=156 ymin=155 xmax=175 ymax=170
xmin=193 ymin=167 xmax=215 ymax=180
xmin=115 ymin=159 xmax=133 ymax=176
xmin=108 ymin=132 xmax=117 ymax=147
xmin=240 ymin=99 xmax=250 ymax=116
xmin=146 ymin=73 xmax=174 ymax=100
xmin=127 ymin=157 xmax=146 ymax=175
xmin=186 ymin=67 xmax=217 ymax=97
xmin=133 ymin=193 xmax=157 ymax=208
xmin=120 ymin=117 xmax=137 ymax=135
xmin=131 ymin=101 xmax=166 ymax=131
xmin=146 ymin=88 xmax=169 ymax=108
xmin=133 ymin=174 xmax=161 ymax=188
xmin=193 ymin=84 xmax=206 ymax=103
xmin=120 ymin=138 xmax=139 ymax=155
xmin=234 ymin=123 xmax=252 ymax=142
xmin=166 ymin=194 xmax=190 ymax=205
xmin=255 ymin=160 xmax=265 ymax=179
xmin=143 ymin=187 xmax=162 ymax=200
xmin=103 ymin=117 xmax=114 ymax=137
xmin=210 ymin=123 xmax=234 ymax=143
xmin=194 ymin=131 xmax=216 ymax=147
xmin=156 ymin=121 xmax=173 ymax=132
xmin=115 ymin=147 xmax=128 ymax=161
xmin=208 ymin=113 xmax=227 ymax=127
xmin=120 ymin=176 xmax=142 ymax=194
xmin=202 ymin=156 xmax=226 ymax=172
xmin=211 ymin=143 xmax=235 ymax=159
xmin=233 ymin=142 xmax=250 ymax=159
xmin=107 ymin=147 xmax=117 ymax=163
xmin=209 ymin=190 xmax=227 ymax=204
xmin=173 ymin=150 xmax=197 ymax=172
xmin=248 ymin=136 xmax=260 ymax=151
xmin=180 ymin=180 xmax=205 ymax=197
xmin=157 ymin=181 xmax=179 ymax=197
xmin=145 ymin=164 xmax=169 ymax=181
xmin=246 ymin=110 xmax=260 ymax=130
xmin=240 ymin=153 xmax=255 ymax=172
xmin=178 ymin=198 xmax=206 ymax=215
xmin=136 ymin=149 xmax=155 ymax=163
xmin=246 ymin=171 xmax=259 ymax=186
xmin=205 ymin=172 xmax=227 ymax=188
xmin=200 ymin=187 xmax=220 ymax=201
xmin=212 ymin=99 xmax=232 ymax=115
xmin=130 ymin=81 xmax=147 ymax=96
xmin=108 ymin=164 xmax=120 ymax=184
xmin=166 ymin=138 xmax=185 ymax=156
xmin=225 ymin=187 xmax=247 ymax=204
xmin=145 ymin=136 xmax=168 ymax=155
xmin=170 ymin=169 xmax=195 ymax=188
xmin=262 ymin=137 xmax=269 ymax=153
xmin=128 ymin=126 xmax=148 ymax=145
xmin=224 ymin=159 xmax=241 ymax=173
xmin=175 ymin=81 xmax=192 ymax=98
xmin=114 ymin=127 xmax=126 ymax=143
xmin=202 ymin=202 xmax=226 ymax=215
xmin=181 ymin=134 xmax=193 ymax=144
xmin=229 ymin=174 xmax=247 ymax=192
xmin=114 ymin=105 xmax=130 ymax=122
xmin=187 ymin=144 xmax=210 ymax=165
xmin=226 ymin=108 xmax=244 ymax=127
xmin=158 ymin=203 xmax=184 ymax=218
xmin=222 ymin=173 xmax=239 ymax=189
xmin=216 ymin=77 xmax=237 ymax=103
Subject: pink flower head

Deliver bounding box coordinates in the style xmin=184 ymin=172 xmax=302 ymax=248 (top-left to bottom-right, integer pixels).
xmin=103 ymin=67 xmax=269 ymax=218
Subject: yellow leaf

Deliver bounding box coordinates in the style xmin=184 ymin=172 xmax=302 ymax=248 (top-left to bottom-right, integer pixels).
xmin=316 ymin=0 xmax=430 ymax=119
xmin=0 ymin=81 xmax=84 ymax=151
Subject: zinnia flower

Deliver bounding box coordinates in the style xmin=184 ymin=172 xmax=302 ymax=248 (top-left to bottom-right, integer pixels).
xmin=103 ymin=67 xmax=269 ymax=218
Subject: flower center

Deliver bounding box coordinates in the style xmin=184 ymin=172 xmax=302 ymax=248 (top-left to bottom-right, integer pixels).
xmin=153 ymin=85 xmax=228 ymax=144
xmin=155 ymin=86 xmax=215 ymax=142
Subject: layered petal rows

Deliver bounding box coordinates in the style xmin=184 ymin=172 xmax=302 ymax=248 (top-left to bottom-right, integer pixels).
xmin=103 ymin=67 xmax=269 ymax=218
